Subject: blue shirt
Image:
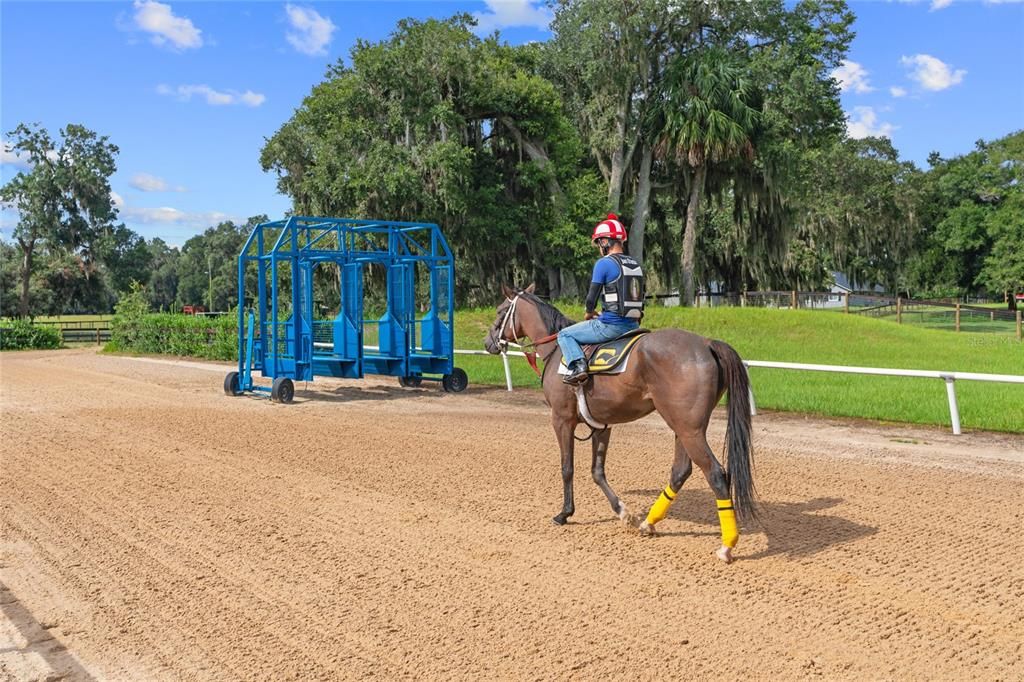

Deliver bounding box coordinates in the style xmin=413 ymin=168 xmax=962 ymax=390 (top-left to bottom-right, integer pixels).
xmin=591 ymin=256 xmax=634 ymax=326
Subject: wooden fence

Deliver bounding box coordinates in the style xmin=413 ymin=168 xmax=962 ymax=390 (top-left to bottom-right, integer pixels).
xmin=675 ymin=291 xmax=1022 ymax=341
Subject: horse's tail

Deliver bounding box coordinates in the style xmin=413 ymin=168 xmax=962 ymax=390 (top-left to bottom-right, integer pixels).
xmin=708 ymin=340 xmax=757 ymax=523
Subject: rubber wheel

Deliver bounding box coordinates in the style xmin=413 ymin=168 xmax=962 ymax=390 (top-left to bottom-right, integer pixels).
xmin=442 ymin=367 xmax=468 ymax=393
xmin=223 ymin=371 xmax=242 ymax=396
xmin=399 ymin=376 xmax=423 ymax=388
xmin=271 ymin=377 xmax=295 ymax=404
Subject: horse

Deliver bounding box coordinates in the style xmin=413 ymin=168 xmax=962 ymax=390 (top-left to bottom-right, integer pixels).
xmin=483 ymin=284 xmax=756 ymax=563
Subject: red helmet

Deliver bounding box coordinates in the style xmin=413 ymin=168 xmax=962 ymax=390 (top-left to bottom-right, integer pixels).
xmin=592 ymin=213 xmax=627 ymax=242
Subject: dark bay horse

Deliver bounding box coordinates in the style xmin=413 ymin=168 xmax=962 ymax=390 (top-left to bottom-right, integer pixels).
xmin=484 ymin=284 xmax=755 ymax=563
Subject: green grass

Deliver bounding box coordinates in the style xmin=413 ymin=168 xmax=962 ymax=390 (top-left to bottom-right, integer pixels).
xmin=454 ymin=305 xmax=1024 ymax=433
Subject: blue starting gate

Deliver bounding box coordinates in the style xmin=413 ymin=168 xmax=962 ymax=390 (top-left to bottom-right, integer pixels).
xmin=224 ymin=217 xmax=466 ymax=402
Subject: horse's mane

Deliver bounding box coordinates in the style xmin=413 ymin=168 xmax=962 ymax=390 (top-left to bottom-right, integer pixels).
xmin=519 ymin=291 xmax=575 ymax=334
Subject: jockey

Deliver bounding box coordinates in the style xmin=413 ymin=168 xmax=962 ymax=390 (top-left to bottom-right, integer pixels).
xmin=557 ymin=213 xmax=645 ymax=385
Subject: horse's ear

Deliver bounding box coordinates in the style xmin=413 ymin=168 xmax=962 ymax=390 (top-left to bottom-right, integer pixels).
xmin=501 ymin=283 xmax=515 ymax=299
xmin=525 ymin=283 xmax=536 ymax=294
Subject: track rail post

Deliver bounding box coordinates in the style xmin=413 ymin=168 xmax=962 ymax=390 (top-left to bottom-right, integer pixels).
xmin=941 ymin=375 xmax=962 ymax=435
xmin=501 ymin=350 xmax=513 ymax=391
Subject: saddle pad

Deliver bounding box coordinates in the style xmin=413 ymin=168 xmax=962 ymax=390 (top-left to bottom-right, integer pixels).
xmin=558 ymin=329 xmax=650 ymax=375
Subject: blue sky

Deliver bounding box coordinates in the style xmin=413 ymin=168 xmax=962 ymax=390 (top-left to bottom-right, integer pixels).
xmin=2 ymin=1 xmax=1022 ymax=246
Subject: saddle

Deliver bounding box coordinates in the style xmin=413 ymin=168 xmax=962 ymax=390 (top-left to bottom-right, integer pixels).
xmin=558 ymin=328 xmax=650 ymax=376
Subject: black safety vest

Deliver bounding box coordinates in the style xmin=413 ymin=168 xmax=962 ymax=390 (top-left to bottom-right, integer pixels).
xmin=602 ymin=254 xmax=645 ymax=320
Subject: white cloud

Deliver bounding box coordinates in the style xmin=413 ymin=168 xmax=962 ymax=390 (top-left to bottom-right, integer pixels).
xmin=157 ymin=84 xmax=266 ymax=107
xmin=239 ymin=91 xmax=266 ymax=107
xmin=130 ymin=172 xmax=187 ymax=192
xmin=899 ymin=0 xmax=1022 ymax=7
xmin=831 ymin=60 xmax=874 ymax=94
xmin=900 ymin=54 xmax=966 ymax=91
xmin=111 ymin=190 xmax=236 ymax=229
xmin=1 ymin=145 xmax=32 ymax=170
xmin=122 ymin=204 xmax=233 ymax=226
xmin=133 ymin=0 xmax=203 ymax=50
xmin=472 ymin=0 xmax=553 ymax=33
xmin=890 ymin=86 xmax=908 ymax=98
xmin=1 ymin=143 xmax=59 ymax=169
xmin=285 ymin=4 xmax=336 ymax=56
xmin=846 ymin=106 xmax=896 ymax=139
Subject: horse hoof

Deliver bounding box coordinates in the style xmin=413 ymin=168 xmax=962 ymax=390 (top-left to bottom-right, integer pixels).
xmin=716 ymin=546 xmax=734 ymax=564
xmin=552 ymin=514 xmax=569 ymax=526
xmin=638 ymin=521 xmax=655 ymax=536
xmin=617 ymin=506 xmax=637 ymax=527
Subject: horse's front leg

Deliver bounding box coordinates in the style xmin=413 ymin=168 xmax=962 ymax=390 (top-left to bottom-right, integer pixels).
xmin=591 ymin=428 xmax=634 ymax=527
xmin=551 ymin=414 xmax=576 ymax=525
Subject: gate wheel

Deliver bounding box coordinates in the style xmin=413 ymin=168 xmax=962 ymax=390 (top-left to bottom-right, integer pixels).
xmin=442 ymin=368 xmax=468 ymax=393
xmin=398 ymin=376 xmax=423 ymax=388
xmin=271 ymin=377 xmax=295 ymax=403
xmin=223 ymin=371 xmax=242 ymax=396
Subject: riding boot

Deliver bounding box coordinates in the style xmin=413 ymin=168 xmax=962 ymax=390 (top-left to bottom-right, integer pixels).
xmin=563 ymin=359 xmax=589 ymax=385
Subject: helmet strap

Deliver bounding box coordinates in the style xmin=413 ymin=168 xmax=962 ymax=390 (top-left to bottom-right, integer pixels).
xmin=597 ymin=238 xmax=612 ymax=256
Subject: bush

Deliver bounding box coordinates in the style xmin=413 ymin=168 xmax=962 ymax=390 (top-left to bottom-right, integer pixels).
xmin=110 ymin=312 xmax=238 ymax=361
xmin=0 ymin=320 xmax=62 ymax=350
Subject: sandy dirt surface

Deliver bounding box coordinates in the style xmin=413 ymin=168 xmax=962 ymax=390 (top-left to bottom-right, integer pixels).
xmin=2 ymin=348 xmax=1022 ymax=681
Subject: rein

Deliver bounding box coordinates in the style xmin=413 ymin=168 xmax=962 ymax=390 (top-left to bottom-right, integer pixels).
xmin=497 ymin=295 xmax=560 ymax=378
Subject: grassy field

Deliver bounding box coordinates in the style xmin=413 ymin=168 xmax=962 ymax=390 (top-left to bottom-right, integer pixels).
xmin=453 ymin=304 xmax=1024 ymax=433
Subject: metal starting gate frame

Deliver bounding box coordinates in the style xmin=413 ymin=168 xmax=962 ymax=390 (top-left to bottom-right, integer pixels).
xmin=224 ymin=217 xmax=466 ymax=402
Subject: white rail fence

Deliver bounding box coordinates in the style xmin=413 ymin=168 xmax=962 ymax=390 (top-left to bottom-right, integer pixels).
xmin=453 ymin=349 xmax=1024 ymax=436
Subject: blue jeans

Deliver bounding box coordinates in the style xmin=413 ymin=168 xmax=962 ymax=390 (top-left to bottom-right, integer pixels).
xmin=557 ymin=319 xmax=638 ymax=366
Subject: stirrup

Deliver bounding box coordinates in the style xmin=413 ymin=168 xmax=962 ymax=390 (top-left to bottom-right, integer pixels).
xmin=562 ymin=361 xmax=589 ymax=385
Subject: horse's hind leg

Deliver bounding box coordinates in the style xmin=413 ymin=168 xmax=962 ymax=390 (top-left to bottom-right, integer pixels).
xmin=683 ymin=435 xmax=739 ymax=564
xmin=638 ymin=436 xmax=693 ymax=535
xmin=591 ymin=429 xmax=633 ymax=526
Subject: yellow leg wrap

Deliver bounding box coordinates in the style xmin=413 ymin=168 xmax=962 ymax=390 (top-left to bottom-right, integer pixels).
xmin=644 ymin=486 xmax=677 ymax=527
xmin=717 ymin=498 xmax=738 ymax=548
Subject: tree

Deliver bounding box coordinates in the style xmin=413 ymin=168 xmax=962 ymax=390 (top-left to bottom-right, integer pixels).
xmin=905 ymin=130 xmax=1023 ymax=298
xmin=0 ymin=123 xmax=120 ymax=317
xmin=656 ymin=47 xmax=760 ymax=306
xmin=176 ymin=220 xmax=255 ymax=311
xmin=98 ymin=224 xmax=153 ymax=294
xmin=546 ymin=0 xmax=853 ymax=297
xmin=261 ymin=16 xmax=602 ymax=302
xmin=146 ymin=238 xmax=181 ymax=311
xmin=0 ymin=239 xmax=20 ymax=317
xmin=792 ymin=137 xmax=920 ymax=292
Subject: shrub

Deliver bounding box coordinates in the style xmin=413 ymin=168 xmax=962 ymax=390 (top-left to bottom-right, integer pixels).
xmin=110 ymin=311 xmax=238 ymax=361
xmin=0 ymin=320 xmax=62 ymax=350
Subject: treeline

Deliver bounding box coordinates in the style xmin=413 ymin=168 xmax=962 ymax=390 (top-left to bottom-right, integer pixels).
xmin=0 ymin=120 xmax=266 ymax=317
xmin=260 ymin=3 xmax=1022 ymax=304
xmin=3 ymin=1 xmax=1021 ymax=318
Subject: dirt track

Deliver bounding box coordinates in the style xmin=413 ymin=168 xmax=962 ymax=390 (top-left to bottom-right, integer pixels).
xmin=2 ymin=348 xmax=1022 ymax=681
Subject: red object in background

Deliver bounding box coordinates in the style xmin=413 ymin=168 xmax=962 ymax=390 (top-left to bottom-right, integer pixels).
xmin=1016 ymin=293 xmax=1024 ymax=301
xmin=182 ymin=305 xmax=207 ymax=315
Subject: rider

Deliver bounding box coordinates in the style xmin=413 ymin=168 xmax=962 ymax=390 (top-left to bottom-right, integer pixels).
xmin=557 ymin=213 xmax=645 ymax=385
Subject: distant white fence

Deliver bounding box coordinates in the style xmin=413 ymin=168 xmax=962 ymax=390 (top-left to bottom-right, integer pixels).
xmin=456 ymin=349 xmax=1024 ymax=436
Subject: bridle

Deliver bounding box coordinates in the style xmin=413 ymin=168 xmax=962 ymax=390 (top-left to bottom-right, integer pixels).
xmin=494 ymin=293 xmax=559 ymax=378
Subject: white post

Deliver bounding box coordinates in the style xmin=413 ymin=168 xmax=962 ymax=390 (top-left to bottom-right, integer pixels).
xmin=943 ymin=376 xmax=962 ymax=435
xmin=501 ymin=351 xmax=513 ymax=392
xmin=748 ymin=385 xmax=757 ymax=416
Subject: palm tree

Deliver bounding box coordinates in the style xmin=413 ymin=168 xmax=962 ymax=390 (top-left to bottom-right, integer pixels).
xmin=655 ymin=48 xmax=760 ymax=306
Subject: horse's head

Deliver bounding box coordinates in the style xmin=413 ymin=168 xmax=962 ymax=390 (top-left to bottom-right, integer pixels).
xmin=483 ymin=283 xmax=536 ymax=354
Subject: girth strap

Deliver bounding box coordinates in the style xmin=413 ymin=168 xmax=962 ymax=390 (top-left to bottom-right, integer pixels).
xmin=573 ymin=385 xmax=607 ymax=430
